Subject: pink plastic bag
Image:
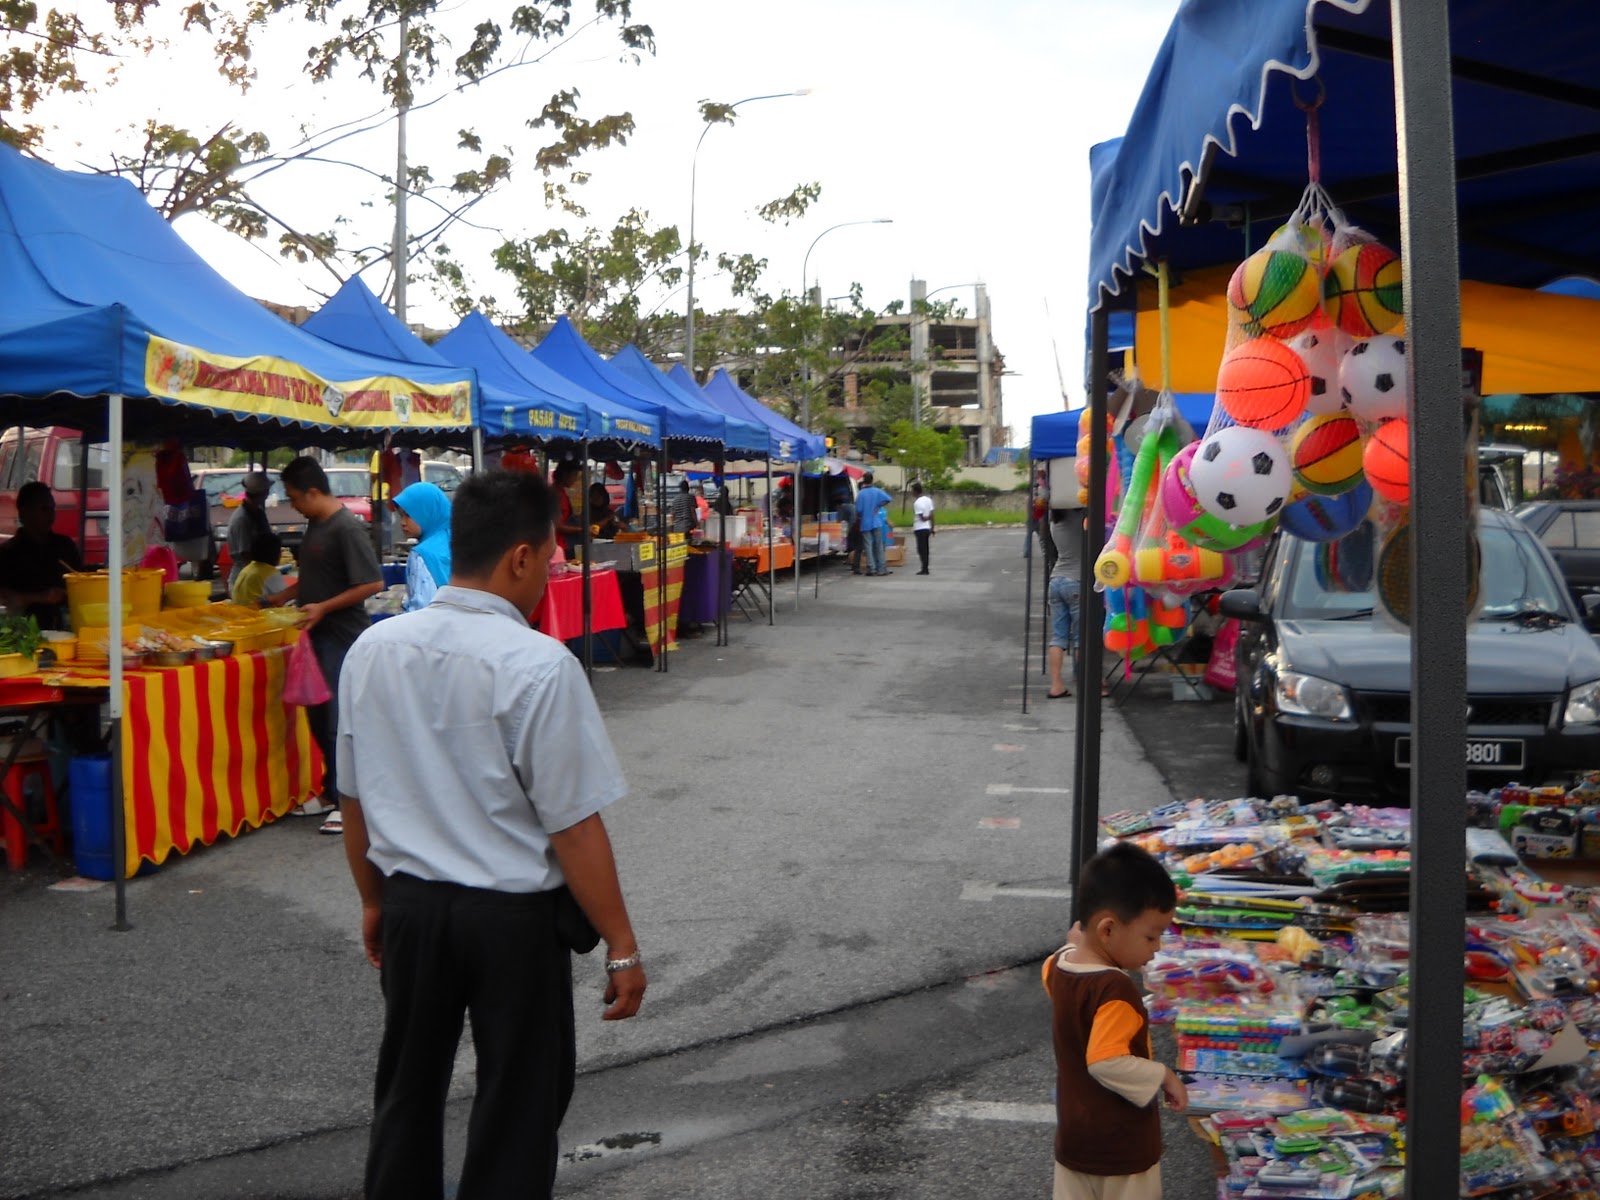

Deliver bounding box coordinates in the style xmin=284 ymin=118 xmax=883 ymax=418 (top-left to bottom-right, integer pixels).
xmin=1203 ymin=618 xmax=1241 ymax=692
xmin=283 ymin=632 xmax=332 ymax=706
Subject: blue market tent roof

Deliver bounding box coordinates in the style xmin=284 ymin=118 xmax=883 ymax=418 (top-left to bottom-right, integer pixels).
xmin=1088 ymin=0 xmax=1600 ymax=310
xmin=533 ymin=316 xmax=724 ymax=448
xmin=0 ymin=144 xmax=474 ymax=444
xmin=609 ymin=344 xmax=770 ymax=457
xmin=693 ymin=367 xmax=826 ymax=461
xmin=1030 ymin=393 xmax=1215 ymax=461
xmin=434 ymin=312 xmax=659 ymax=449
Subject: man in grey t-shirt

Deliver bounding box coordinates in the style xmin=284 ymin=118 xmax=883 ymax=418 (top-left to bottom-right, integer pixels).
xmin=264 ymin=457 xmax=383 ymax=830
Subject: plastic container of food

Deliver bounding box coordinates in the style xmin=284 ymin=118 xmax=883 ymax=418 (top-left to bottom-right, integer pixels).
xmin=145 ymin=649 xmax=194 ymax=668
xmin=162 ymin=581 xmax=212 ymax=608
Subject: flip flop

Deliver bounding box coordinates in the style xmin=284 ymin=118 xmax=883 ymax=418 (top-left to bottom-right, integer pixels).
xmin=1047 ymin=689 xmax=1071 ymax=699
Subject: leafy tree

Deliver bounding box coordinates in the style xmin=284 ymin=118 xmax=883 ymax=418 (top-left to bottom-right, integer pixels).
xmin=881 ymin=421 xmax=963 ymax=489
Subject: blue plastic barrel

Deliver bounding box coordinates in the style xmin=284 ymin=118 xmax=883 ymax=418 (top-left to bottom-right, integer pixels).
xmin=381 ymin=563 xmax=407 ymax=588
xmin=68 ymin=754 xmax=114 ymax=880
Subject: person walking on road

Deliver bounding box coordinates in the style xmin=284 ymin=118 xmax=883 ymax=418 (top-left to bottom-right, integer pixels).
xmin=265 ymin=457 xmax=384 ymax=834
xmin=855 ymin=471 xmax=893 ymax=576
xmin=1047 ymin=507 xmax=1087 ymax=700
xmin=336 ymin=469 xmax=646 ymax=1200
xmin=911 ymin=481 xmax=935 ymax=575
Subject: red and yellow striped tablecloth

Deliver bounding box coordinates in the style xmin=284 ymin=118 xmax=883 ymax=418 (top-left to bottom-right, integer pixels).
xmin=42 ymin=646 xmax=321 ymax=875
xmin=639 ymin=561 xmax=685 ymax=655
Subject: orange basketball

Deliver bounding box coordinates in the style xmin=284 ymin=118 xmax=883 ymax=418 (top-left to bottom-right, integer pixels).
xmin=1362 ymin=418 xmax=1410 ymax=504
xmin=1216 ymin=338 xmax=1311 ymax=429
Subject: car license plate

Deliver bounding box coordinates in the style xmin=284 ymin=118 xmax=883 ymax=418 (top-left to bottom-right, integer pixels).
xmin=1393 ymin=737 xmax=1524 ymax=770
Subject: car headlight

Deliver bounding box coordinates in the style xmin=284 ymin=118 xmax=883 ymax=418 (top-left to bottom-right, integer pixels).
xmin=1565 ymin=680 xmax=1600 ymax=726
xmin=1275 ymin=672 xmax=1353 ymax=721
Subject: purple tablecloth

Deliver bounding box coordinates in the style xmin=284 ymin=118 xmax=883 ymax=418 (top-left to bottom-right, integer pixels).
xmin=679 ymin=550 xmax=732 ymax=624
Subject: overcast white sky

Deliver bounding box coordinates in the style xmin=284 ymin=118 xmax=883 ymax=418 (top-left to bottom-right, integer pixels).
xmin=44 ymin=0 xmax=1183 ymax=441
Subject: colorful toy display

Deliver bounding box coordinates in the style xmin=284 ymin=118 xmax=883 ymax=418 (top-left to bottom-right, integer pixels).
xmin=1289 ymin=413 xmax=1365 ymax=496
xmin=1188 ymin=426 xmax=1292 ymax=526
xmin=1338 ymin=336 xmax=1410 ymax=424
xmin=1286 ymin=328 xmax=1346 ymax=416
xmin=1362 ymin=418 xmax=1410 ymax=504
xmin=1277 ymin=482 xmax=1372 ymax=543
xmin=1322 ymin=241 xmax=1405 ymax=338
xmin=1216 ymin=337 xmax=1312 ymax=429
xmin=1228 ymin=248 xmax=1325 ymax=340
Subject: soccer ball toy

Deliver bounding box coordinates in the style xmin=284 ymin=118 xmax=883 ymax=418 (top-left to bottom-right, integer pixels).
xmin=1227 ymin=249 xmax=1324 ymax=340
xmin=1323 ymin=242 xmax=1404 ymax=338
xmin=1290 ymin=412 xmax=1366 ymax=496
xmin=1363 ymin=418 xmax=1410 ymax=504
xmin=1216 ymin=338 xmax=1311 ymax=429
xmin=1287 ymin=329 xmax=1346 ymax=415
xmin=1160 ymin=441 xmax=1207 ymax=530
xmin=1339 ymin=337 xmax=1410 ymax=424
xmin=1188 ymin=426 xmax=1292 ymax=527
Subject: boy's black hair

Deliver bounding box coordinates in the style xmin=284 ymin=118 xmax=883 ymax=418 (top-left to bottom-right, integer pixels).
xmin=1074 ymin=841 xmax=1177 ymax=925
xmin=280 ymin=456 xmax=330 ymax=495
xmin=16 ymin=481 xmax=52 ymax=510
xmin=451 ymin=469 xmax=556 ymax=578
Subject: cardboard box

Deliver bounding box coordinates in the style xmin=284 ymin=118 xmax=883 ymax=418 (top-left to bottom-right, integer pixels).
xmin=885 ymin=545 xmax=906 ymax=566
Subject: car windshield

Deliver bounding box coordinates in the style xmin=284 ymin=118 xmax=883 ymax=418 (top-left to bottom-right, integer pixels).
xmin=324 ymin=470 xmax=371 ymax=499
xmin=1282 ymin=522 xmax=1569 ymax=621
xmin=197 ymin=471 xmax=246 ymax=499
xmin=422 ymin=463 xmax=462 ymax=493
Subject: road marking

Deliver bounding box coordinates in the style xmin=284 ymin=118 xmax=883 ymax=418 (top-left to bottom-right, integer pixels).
xmin=992 ymin=743 xmax=1025 ymax=752
xmin=1001 ymin=723 xmax=1039 ymax=732
xmin=976 ymin=817 xmax=1021 ymax=830
xmin=961 ymin=880 xmax=1072 ymax=902
xmin=914 ymin=1098 xmax=1056 ymax=1129
xmin=986 ymin=783 xmax=1070 ymax=796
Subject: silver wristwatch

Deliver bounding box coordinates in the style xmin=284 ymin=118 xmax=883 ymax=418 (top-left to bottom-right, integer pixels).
xmin=604 ymin=952 xmax=641 ymax=974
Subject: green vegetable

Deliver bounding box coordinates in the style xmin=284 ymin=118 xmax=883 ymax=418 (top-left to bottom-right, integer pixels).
xmin=0 ymin=614 xmax=42 ymax=659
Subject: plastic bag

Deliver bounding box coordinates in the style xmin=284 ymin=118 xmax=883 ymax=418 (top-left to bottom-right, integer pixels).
xmin=163 ymin=491 xmax=209 ymax=543
xmin=283 ymin=632 xmax=331 ymax=707
xmin=1203 ymin=618 xmax=1241 ymax=692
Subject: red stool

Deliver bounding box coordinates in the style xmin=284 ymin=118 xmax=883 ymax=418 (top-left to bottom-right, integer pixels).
xmin=0 ymin=755 xmax=64 ymax=870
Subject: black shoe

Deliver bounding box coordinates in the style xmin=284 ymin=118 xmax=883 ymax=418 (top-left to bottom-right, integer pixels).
xmin=916 ymin=569 xmax=929 ymax=575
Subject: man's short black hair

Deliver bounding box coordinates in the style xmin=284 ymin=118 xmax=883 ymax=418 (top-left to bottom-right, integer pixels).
xmin=16 ymin=481 xmax=53 ymax=510
xmin=552 ymin=460 xmax=581 ymax=484
xmin=451 ymin=469 xmax=557 ymax=578
xmin=861 ymin=471 xmax=874 ymax=485
xmin=911 ymin=481 xmax=923 ymax=494
xmin=1074 ymin=841 xmax=1177 ymax=925
xmin=280 ymin=456 xmax=330 ymax=494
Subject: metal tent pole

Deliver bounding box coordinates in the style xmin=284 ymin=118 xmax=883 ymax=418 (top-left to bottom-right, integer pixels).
xmin=580 ymin=445 xmax=593 ymax=678
xmin=794 ymin=460 xmax=802 ymax=609
xmin=656 ymin=456 xmax=669 ymax=673
xmin=813 ymin=471 xmax=822 ymax=599
xmin=471 ymin=427 xmax=485 ymax=473
xmin=716 ymin=453 xmax=728 ymax=647
xmin=1071 ymin=310 xmax=1110 ymax=895
xmin=107 ymin=394 xmax=130 ymax=931
xmin=1022 ymin=470 xmax=1036 ymax=714
xmin=1392 ymin=0 xmax=1468 ymax=1188
xmin=77 ymin=436 xmax=90 ymax=560
xmin=766 ymin=460 xmax=776 ymax=626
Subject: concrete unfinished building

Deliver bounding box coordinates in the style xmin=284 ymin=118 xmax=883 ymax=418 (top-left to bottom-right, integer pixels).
xmin=825 ymin=280 xmax=1008 ymax=464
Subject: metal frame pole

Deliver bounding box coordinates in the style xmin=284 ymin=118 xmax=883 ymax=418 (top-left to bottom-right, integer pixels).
xmin=580 ymin=445 xmax=593 ymax=678
xmin=766 ymin=459 xmax=776 ymax=626
xmin=716 ymin=453 xmax=728 ymax=647
xmin=1392 ymin=0 xmax=1467 ymax=1186
xmin=107 ymin=394 xmax=130 ymax=931
xmin=1071 ymin=310 xmax=1110 ymax=895
xmin=656 ymin=455 xmax=669 ymax=674
xmin=1022 ymin=471 xmax=1035 ymax=714
xmin=793 ymin=460 xmax=802 ymax=609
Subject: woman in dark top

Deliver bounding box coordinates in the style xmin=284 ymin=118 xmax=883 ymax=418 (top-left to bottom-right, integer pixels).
xmin=0 ymin=481 xmax=83 ymax=629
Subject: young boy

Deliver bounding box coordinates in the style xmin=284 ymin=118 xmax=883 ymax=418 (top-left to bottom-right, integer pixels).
xmin=1044 ymin=841 xmax=1185 ymax=1200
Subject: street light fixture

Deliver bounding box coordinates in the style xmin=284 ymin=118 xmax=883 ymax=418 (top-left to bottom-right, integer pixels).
xmin=683 ymin=89 xmax=810 ymax=379
xmin=799 ymin=218 xmax=894 ymax=435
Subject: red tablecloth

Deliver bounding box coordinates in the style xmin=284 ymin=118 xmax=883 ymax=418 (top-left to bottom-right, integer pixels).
xmin=532 ymin=569 xmax=626 ymax=641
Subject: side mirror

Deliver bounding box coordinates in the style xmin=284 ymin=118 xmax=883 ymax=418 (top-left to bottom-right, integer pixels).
xmin=1582 ymin=593 xmax=1600 ymax=630
xmin=1220 ymin=589 xmax=1266 ymax=622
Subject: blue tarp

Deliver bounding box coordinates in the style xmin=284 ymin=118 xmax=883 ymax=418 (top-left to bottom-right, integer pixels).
xmin=533 ymin=316 xmax=724 ymax=448
xmin=0 ymin=144 xmax=474 ymax=439
xmin=434 ymin=312 xmax=659 ymax=449
xmin=1088 ymin=0 xmax=1600 ymax=309
xmin=693 ymin=367 xmax=826 ymax=461
xmin=1030 ymin=393 xmax=1216 ymax=461
xmin=609 ymin=344 xmax=771 ymax=457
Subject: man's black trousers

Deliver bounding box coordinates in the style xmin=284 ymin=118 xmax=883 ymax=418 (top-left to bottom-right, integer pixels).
xmin=914 ymin=529 xmax=932 ymax=573
xmin=367 ymin=872 xmax=575 ymax=1200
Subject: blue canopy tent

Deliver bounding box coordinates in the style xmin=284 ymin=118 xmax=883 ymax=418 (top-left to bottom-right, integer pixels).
xmin=0 ymin=144 xmax=476 ymax=447
xmin=433 ymin=312 xmax=658 ymax=453
xmin=609 ymin=345 xmax=770 ymax=458
xmin=0 ymin=143 xmax=480 ymax=926
xmin=533 ymin=316 xmax=725 ymax=454
xmin=1029 ymin=393 xmax=1215 ymax=460
xmin=1079 ymin=2 xmax=1600 ymax=1186
xmin=696 ymin=368 xmax=826 ymax=461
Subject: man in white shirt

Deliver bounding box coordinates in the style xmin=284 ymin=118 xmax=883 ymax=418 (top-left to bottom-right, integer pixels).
xmin=336 ymin=469 xmax=646 ymax=1199
xmin=911 ymin=481 xmax=936 ymax=575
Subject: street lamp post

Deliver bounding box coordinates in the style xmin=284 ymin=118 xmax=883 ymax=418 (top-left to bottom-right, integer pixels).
xmin=684 ymin=89 xmax=809 ymax=379
xmin=798 ymin=218 xmax=893 ymax=432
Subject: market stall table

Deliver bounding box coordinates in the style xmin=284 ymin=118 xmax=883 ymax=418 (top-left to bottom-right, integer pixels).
xmin=32 ymin=647 xmax=321 ymax=878
xmin=730 ymin=542 xmax=794 ymax=619
xmin=529 ymin=568 xmax=626 ymax=643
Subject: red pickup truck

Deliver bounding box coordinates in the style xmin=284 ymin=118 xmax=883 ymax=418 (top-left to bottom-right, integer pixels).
xmin=0 ymin=426 xmax=110 ymax=565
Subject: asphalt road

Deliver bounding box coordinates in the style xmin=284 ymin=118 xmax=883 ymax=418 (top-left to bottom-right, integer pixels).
xmin=0 ymin=529 xmax=1238 ymax=1199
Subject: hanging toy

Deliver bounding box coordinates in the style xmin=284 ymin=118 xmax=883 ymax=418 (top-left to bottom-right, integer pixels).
xmin=1188 ymin=426 xmax=1292 ymax=527
xmin=1216 ymin=338 xmax=1312 ymax=429
xmin=1363 ymin=419 xmax=1410 ymax=504
xmin=1287 ymin=328 xmax=1347 ymax=415
xmin=1227 ymin=248 xmax=1324 ymax=340
xmin=1134 ymin=527 xmax=1226 ymax=587
xmin=1323 ymin=242 xmax=1404 ymax=338
xmin=1290 ymin=412 xmax=1366 ymax=496
xmin=1338 ymin=337 xmax=1410 ymax=424
xmin=1104 ymin=585 xmax=1153 ymax=657
xmin=1094 ymin=416 xmax=1178 ymax=589
xmin=1279 ymin=481 xmax=1373 ymax=543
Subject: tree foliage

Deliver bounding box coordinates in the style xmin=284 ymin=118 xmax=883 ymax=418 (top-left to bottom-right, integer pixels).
xmin=882 ymin=421 xmax=963 ymax=489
